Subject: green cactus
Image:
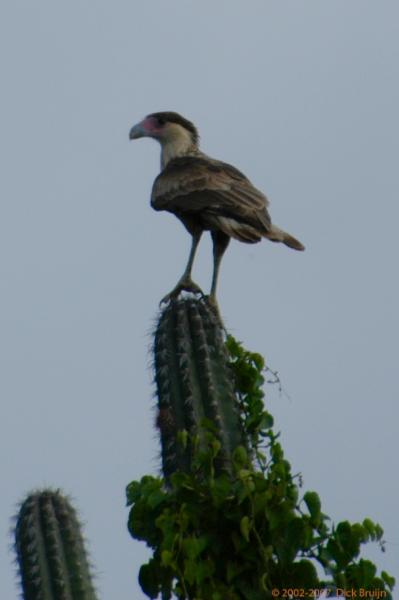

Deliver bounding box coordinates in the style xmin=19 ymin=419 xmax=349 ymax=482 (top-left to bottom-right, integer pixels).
xmin=14 ymin=489 xmax=98 ymax=600
xmin=154 ymin=296 xmax=246 ymax=478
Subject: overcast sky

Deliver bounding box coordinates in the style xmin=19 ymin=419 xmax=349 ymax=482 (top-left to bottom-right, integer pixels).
xmin=1 ymin=1 xmax=398 ymax=598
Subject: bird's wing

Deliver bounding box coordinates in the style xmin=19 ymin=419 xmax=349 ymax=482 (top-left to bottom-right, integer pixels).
xmin=151 ymin=156 xmax=271 ymax=231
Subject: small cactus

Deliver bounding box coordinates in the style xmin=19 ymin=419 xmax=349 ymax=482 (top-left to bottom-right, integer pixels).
xmin=14 ymin=489 xmax=98 ymax=600
xmin=154 ymin=296 xmax=246 ymax=478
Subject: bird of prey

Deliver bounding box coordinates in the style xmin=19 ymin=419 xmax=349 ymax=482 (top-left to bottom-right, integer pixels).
xmin=129 ymin=111 xmax=304 ymax=301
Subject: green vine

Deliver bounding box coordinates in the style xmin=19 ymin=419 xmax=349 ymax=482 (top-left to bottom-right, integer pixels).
xmin=127 ymin=335 xmax=395 ymax=599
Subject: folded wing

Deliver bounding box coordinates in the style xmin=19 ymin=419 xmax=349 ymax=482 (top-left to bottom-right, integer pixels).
xmin=151 ymin=156 xmax=272 ymax=243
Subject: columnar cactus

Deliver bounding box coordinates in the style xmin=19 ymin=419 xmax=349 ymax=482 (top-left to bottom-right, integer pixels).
xmin=14 ymin=489 xmax=98 ymax=600
xmin=154 ymin=296 xmax=246 ymax=478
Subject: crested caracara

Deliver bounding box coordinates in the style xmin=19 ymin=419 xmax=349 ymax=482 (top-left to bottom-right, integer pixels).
xmin=129 ymin=111 xmax=304 ymax=301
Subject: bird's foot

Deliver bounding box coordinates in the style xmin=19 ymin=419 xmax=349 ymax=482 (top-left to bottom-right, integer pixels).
xmin=160 ymin=278 xmax=204 ymax=305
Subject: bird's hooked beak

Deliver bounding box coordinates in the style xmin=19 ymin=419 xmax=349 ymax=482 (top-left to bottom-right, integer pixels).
xmin=129 ymin=120 xmax=147 ymax=140
xmin=129 ymin=115 xmax=161 ymax=140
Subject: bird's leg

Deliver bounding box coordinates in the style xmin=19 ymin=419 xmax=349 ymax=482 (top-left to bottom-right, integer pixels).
xmin=210 ymin=231 xmax=230 ymax=299
xmin=160 ymin=232 xmax=203 ymax=303
xmin=200 ymin=231 xmax=230 ymax=331
xmin=179 ymin=231 xmax=202 ymax=288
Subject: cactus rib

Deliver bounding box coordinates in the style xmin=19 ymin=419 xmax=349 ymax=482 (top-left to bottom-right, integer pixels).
xmin=154 ymin=297 xmax=245 ymax=478
xmin=14 ymin=489 xmax=98 ymax=600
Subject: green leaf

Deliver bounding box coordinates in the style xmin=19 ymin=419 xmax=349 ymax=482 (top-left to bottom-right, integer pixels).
xmin=285 ymin=517 xmax=309 ymax=553
xmin=345 ymin=558 xmax=377 ymax=587
xmin=161 ymin=550 xmax=173 ymax=567
xmin=381 ymin=570 xmax=396 ymax=589
xmin=303 ymin=491 xmax=321 ymax=524
xmin=336 ymin=521 xmax=361 ymax=560
xmin=240 ymin=516 xmax=251 ymax=542
xmin=211 ymin=437 xmax=222 ymax=457
xmin=183 ymin=558 xmax=197 ymax=585
xmin=177 ymin=428 xmax=188 ymax=448
xmin=362 ymin=517 xmax=376 ymax=536
xmin=375 ymin=523 xmax=384 ymax=539
xmin=289 ymin=560 xmax=319 ymax=587
xmin=259 ymin=413 xmax=274 ymax=430
xmin=138 ymin=561 xmax=161 ymax=599
xmin=251 ymin=352 xmax=265 ymax=370
xmin=233 ymin=445 xmax=249 ymax=467
xmin=148 ymin=489 xmax=166 ymax=509
xmin=226 ymin=335 xmax=243 ymax=357
xmin=183 ymin=535 xmax=208 ymax=559
xmin=126 ymin=481 xmax=141 ymax=505
xmin=226 ymin=560 xmax=247 ymax=583
xmin=351 ymin=522 xmax=369 ymax=544
xmin=170 ymin=471 xmax=192 ymax=490
xmin=326 ymin=538 xmax=346 ymax=568
xmin=195 ymin=559 xmax=215 ymax=584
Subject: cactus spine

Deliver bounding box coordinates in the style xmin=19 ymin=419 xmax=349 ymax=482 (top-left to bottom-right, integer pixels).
xmin=14 ymin=489 xmax=98 ymax=600
xmin=154 ymin=297 xmax=245 ymax=478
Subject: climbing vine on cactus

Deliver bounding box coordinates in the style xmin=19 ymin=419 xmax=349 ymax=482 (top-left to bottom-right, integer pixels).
xmin=127 ymin=297 xmax=395 ymax=600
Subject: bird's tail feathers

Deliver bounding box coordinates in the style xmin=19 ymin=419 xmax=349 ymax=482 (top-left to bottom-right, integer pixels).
xmin=267 ymin=225 xmax=305 ymax=251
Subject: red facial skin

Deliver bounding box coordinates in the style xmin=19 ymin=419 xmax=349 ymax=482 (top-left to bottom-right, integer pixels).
xmin=140 ymin=116 xmax=164 ymax=138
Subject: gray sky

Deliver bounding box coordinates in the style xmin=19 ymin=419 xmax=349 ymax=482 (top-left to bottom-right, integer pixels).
xmin=1 ymin=1 xmax=398 ymax=597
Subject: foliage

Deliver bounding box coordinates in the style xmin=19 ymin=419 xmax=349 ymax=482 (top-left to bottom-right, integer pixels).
xmin=127 ymin=335 xmax=395 ymax=599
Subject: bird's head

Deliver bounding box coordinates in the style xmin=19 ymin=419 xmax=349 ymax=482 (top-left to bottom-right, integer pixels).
xmin=129 ymin=112 xmax=199 ymax=167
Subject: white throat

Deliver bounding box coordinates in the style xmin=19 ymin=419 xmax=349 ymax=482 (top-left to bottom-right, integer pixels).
xmin=160 ymin=126 xmax=197 ymax=169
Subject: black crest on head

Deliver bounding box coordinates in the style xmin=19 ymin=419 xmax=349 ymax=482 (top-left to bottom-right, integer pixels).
xmin=148 ymin=111 xmax=199 ymax=144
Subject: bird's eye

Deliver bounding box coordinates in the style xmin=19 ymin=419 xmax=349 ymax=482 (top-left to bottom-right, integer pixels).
xmin=157 ymin=117 xmax=166 ymax=126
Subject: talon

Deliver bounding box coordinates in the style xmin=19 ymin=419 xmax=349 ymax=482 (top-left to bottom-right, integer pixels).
xmin=160 ymin=279 xmax=204 ymax=305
